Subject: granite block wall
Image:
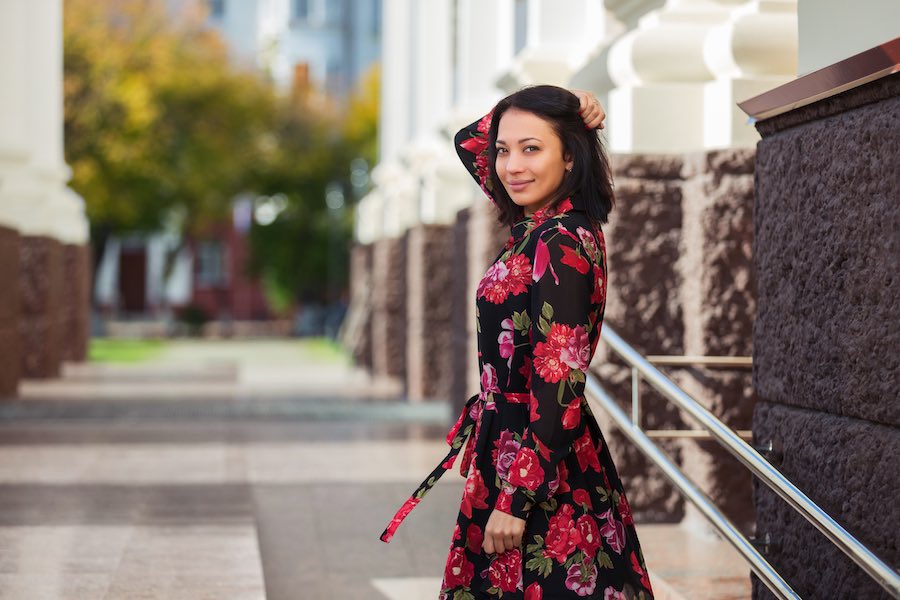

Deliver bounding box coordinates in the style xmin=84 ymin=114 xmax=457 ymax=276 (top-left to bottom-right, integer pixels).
xmin=406 ymin=224 xmax=455 ymax=402
xmin=597 ymin=154 xmax=687 ymax=522
xmin=449 ymin=207 xmax=472 ymax=411
xmin=62 ymin=244 xmax=90 ymax=362
xmin=370 ymin=234 xmax=408 ymax=384
xmin=675 ymin=148 xmax=757 ymax=534
xmin=20 ymin=235 xmax=64 ymax=378
xmin=0 ymin=226 xmax=21 ymax=395
xmin=751 ymin=72 xmax=899 ymax=599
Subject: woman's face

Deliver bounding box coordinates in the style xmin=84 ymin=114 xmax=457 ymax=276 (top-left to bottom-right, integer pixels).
xmin=495 ymin=108 xmax=573 ymax=216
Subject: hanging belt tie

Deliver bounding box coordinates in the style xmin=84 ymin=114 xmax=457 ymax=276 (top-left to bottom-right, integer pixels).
xmin=379 ymin=393 xmax=482 ymax=543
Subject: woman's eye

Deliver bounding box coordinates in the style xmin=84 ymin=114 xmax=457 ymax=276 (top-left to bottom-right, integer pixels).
xmin=524 ymin=145 xmax=539 ymax=152
xmin=496 ymin=147 xmax=508 ymax=154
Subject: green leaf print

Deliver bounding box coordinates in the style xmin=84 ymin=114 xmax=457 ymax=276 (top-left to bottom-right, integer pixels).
xmin=541 ymin=301 xmax=554 ymax=320
xmin=452 ymin=590 xmax=475 ymax=600
xmin=526 ymin=534 xmax=544 ymax=555
xmin=526 ymin=555 xmax=554 ymax=578
xmin=512 ymin=310 xmax=531 ymax=333
xmin=596 ymin=485 xmax=610 ymax=502
xmin=597 ymin=550 xmax=614 ymax=569
xmin=569 ymin=369 xmax=586 ymax=384
xmin=538 ymin=316 xmax=551 ymax=336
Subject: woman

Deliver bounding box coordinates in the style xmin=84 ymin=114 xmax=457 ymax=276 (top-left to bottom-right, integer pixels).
xmin=380 ymin=85 xmax=654 ymax=600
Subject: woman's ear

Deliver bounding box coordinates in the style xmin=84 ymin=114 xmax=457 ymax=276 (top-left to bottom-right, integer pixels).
xmin=565 ymin=152 xmax=574 ymax=173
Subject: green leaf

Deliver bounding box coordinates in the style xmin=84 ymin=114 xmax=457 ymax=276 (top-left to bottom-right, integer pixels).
xmin=538 ymin=316 xmax=551 ymax=336
xmin=598 ymin=550 xmax=614 ymax=569
xmin=541 ymin=302 xmax=554 ymax=320
xmin=453 ymin=590 xmax=475 ymax=600
xmin=595 ymin=486 xmax=610 ymax=502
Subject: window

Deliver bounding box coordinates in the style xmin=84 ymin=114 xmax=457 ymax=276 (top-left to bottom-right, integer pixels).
xmin=208 ymin=0 xmax=225 ymax=19
xmin=196 ymin=241 xmax=228 ymax=287
xmin=514 ymin=0 xmax=528 ymax=54
xmin=293 ymin=0 xmax=310 ymax=20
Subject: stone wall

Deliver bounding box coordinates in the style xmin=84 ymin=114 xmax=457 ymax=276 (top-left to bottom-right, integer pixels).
xmin=405 ymin=224 xmax=455 ymax=401
xmin=370 ymin=233 xmax=408 ymax=384
xmin=597 ymin=154 xmax=687 ymax=522
xmin=20 ymin=235 xmax=64 ymax=378
xmin=62 ymin=244 xmax=90 ymax=362
xmin=751 ymin=72 xmax=899 ymax=599
xmin=0 ymin=226 xmax=21 ymax=395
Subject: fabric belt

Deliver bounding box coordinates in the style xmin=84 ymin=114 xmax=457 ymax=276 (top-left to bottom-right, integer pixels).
xmin=379 ymin=391 xmax=529 ymax=543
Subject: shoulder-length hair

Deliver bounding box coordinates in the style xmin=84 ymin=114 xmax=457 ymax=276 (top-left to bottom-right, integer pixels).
xmin=486 ymin=85 xmax=615 ymax=229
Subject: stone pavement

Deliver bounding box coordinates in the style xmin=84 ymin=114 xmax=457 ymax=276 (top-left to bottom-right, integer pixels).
xmin=0 ymin=340 xmax=752 ymax=599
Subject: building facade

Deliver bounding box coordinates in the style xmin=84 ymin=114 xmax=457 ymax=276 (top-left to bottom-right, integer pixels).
xmin=347 ymin=0 xmax=898 ymax=597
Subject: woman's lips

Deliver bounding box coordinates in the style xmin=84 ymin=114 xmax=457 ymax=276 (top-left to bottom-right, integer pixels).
xmin=507 ymin=180 xmax=533 ymax=193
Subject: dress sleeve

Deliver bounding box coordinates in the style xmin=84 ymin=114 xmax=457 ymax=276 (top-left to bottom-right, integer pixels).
xmin=496 ymin=225 xmax=600 ymax=520
xmin=453 ymin=110 xmax=497 ymax=206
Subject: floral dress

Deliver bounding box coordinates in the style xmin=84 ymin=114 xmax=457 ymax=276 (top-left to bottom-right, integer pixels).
xmin=380 ymin=111 xmax=655 ymax=600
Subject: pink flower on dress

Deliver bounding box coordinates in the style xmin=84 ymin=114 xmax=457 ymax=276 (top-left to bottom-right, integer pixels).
xmin=603 ymin=587 xmax=627 ymax=600
xmin=544 ymin=504 xmax=581 ymax=563
xmin=598 ymin=508 xmax=626 ymax=554
xmin=480 ymin=363 xmax=499 ymax=402
xmin=565 ymin=559 xmax=598 ymax=596
xmin=478 ymin=254 xmax=532 ymax=304
xmin=498 ymin=318 xmax=515 ymax=368
xmin=532 ymin=237 xmax=559 ymax=284
xmin=560 ymin=325 xmax=591 ymax=371
xmin=524 ymin=581 xmax=543 ymax=600
xmin=492 ymin=429 xmax=521 ymax=481
xmin=576 ymin=514 xmax=602 ymax=556
xmin=533 ymin=342 xmax=569 ymax=383
xmin=561 ymin=396 xmax=582 ymax=430
xmin=576 ymin=226 xmax=600 ymax=262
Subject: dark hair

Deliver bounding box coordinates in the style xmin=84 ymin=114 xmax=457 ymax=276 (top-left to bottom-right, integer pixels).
xmin=487 ymin=85 xmax=615 ymax=228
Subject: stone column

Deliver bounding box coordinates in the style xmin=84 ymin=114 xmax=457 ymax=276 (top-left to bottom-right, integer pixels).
xmin=370 ymin=233 xmax=408 ymax=384
xmin=750 ymin=73 xmax=899 ymax=600
xmin=405 ymin=224 xmax=455 ymax=402
xmin=0 ymin=227 xmax=21 ymax=395
xmin=342 ymin=243 xmax=374 ymax=370
xmin=674 ymin=148 xmax=757 ymax=535
xmin=595 ymin=153 xmax=687 ymax=522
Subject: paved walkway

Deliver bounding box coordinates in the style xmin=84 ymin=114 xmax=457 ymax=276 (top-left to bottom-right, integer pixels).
xmin=0 ymin=340 xmax=752 ymax=599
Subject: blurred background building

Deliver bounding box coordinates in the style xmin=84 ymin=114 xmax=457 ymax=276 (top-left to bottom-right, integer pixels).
xmin=346 ymin=1 xmax=899 ymax=598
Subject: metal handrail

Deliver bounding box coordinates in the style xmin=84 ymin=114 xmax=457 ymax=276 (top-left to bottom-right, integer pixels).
xmin=587 ymin=325 xmax=900 ymax=599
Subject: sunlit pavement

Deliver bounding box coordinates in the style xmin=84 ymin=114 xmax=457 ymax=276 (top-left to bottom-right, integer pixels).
xmin=0 ymin=340 xmax=751 ymax=599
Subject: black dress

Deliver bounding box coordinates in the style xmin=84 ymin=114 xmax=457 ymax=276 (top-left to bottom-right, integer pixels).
xmin=380 ymin=109 xmax=655 ymax=600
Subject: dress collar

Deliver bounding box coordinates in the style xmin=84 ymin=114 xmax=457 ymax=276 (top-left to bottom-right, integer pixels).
xmin=508 ymin=194 xmax=585 ymax=241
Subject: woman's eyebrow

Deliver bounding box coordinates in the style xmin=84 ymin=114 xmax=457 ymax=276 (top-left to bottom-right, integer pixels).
xmin=495 ymin=137 xmax=542 ymax=144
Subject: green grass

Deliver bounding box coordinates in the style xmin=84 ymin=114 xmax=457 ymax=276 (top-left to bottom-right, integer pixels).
xmin=89 ymin=338 xmax=167 ymax=363
xmin=298 ymin=337 xmax=351 ymax=363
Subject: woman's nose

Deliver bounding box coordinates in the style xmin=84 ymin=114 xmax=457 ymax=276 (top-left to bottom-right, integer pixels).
xmin=505 ymin=153 xmax=524 ymax=173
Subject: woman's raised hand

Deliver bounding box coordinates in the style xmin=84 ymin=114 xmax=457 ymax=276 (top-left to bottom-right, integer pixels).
xmin=572 ymin=89 xmax=606 ymax=130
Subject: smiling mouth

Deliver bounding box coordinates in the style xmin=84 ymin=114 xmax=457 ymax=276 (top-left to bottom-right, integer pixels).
xmin=507 ymin=180 xmax=533 ymax=192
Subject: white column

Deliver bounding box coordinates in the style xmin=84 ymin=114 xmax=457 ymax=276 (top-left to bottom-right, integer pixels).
xmin=378 ymin=0 xmax=413 ymax=164
xmin=496 ymin=0 xmax=606 ymax=91
xmin=0 ymin=0 xmax=31 ymax=231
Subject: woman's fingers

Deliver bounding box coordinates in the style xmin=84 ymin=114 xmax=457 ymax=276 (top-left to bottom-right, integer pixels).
xmin=482 ymin=509 xmax=525 ymax=555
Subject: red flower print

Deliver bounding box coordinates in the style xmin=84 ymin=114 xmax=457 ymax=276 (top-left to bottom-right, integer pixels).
xmin=561 ymin=245 xmax=590 ymax=274
xmin=576 ymin=515 xmax=601 ymax=556
xmin=459 ymin=133 xmax=488 ymax=156
xmin=480 ymin=363 xmax=499 ymax=400
xmin=505 ymin=254 xmax=532 ymax=294
xmin=533 ymin=342 xmax=570 ymax=383
xmin=496 ymin=486 xmax=513 ymax=513
xmin=466 ymin=523 xmax=484 ymax=555
xmin=532 ymin=237 xmax=559 ymax=284
xmin=461 ymin=468 xmax=489 ymax=518
xmin=528 ymin=389 xmax=541 ymax=422
xmin=617 ymin=492 xmax=634 ymax=525
xmin=574 ymin=430 xmax=601 ymax=472
xmin=492 ymin=428 xmax=521 ymax=481
xmin=548 ymin=460 xmax=570 ymax=496
xmin=598 ymin=508 xmax=626 ymax=554
xmin=443 ymin=546 xmax=474 ymax=588
xmin=573 ymin=489 xmax=592 ymax=510
xmin=544 ymin=504 xmax=581 ymax=563
xmin=565 ymin=558 xmax=598 ymax=596
xmin=508 ymin=447 xmax=544 ymax=491
xmin=520 ymin=355 xmax=533 ymax=390
xmin=561 ymin=397 xmax=582 ymax=430
xmin=488 ymin=548 xmax=523 ymax=593
xmin=452 ymin=522 xmax=462 ymax=543
xmin=591 ymin=264 xmax=605 ymax=304
xmin=477 ymin=254 xmax=532 ymax=304
xmin=631 ymin=551 xmax=653 ymax=591
xmin=576 ymin=226 xmax=600 ymax=261
xmin=603 ymin=587 xmax=627 ymax=600
xmin=525 ymin=581 xmax=543 ymax=600
xmin=545 ymin=323 xmax=574 ymax=349
xmin=531 ymin=431 xmax=551 ymax=461
xmin=560 ymin=326 xmax=590 ymax=371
